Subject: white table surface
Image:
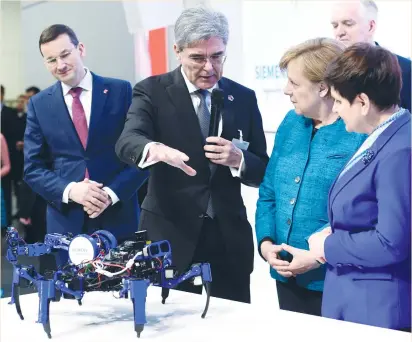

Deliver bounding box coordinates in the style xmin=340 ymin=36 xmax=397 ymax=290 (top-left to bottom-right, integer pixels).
xmin=2 ymin=186 xmax=410 ymax=341
xmin=1 ymin=285 xmax=410 ymax=342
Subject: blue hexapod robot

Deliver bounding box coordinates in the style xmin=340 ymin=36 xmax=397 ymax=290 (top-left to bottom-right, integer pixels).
xmin=5 ymin=227 xmax=212 ymax=338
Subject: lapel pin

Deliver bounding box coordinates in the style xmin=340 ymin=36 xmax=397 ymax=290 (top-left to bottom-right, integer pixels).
xmin=228 ymin=95 xmax=234 ymax=101
xmin=103 ymin=89 xmax=108 ymax=94
xmin=362 ymin=150 xmax=375 ymax=165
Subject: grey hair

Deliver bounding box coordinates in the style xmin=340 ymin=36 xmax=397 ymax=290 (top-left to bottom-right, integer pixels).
xmin=360 ymin=0 xmax=378 ymax=21
xmin=174 ymin=7 xmax=229 ymax=50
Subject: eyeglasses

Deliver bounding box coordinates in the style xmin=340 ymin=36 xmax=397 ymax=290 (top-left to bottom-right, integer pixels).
xmin=45 ymin=47 xmax=76 ymax=67
xmin=188 ymin=54 xmax=227 ymax=66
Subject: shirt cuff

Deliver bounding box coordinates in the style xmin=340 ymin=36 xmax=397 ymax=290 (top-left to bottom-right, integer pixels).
xmin=103 ymin=187 xmax=119 ymax=205
xmin=229 ymin=150 xmax=245 ymax=178
xmin=62 ymin=182 xmax=76 ymax=203
xmin=138 ymin=142 xmax=162 ymax=168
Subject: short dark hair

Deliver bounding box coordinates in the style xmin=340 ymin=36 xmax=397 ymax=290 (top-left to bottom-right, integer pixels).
xmin=325 ymin=43 xmax=402 ymax=111
xmin=38 ymin=24 xmax=79 ymax=55
xmin=0 ymin=85 xmax=4 ymax=96
xmin=25 ymin=86 xmax=41 ymax=95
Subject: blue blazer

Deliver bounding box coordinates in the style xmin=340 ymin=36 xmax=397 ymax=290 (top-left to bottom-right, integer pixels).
xmin=24 ymin=73 xmax=148 ymax=240
xmin=322 ymin=112 xmax=411 ymax=329
xmin=255 ymin=110 xmax=366 ymax=291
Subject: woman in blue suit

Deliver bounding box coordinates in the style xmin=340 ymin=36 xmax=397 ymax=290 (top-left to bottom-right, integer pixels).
xmin=255 ymin=38 xmax=366 ymax=316
xmin=309 ymin=43 xmax=411 ymax=331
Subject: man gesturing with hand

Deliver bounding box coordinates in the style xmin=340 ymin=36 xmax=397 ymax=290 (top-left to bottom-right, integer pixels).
xmin=116 ymin=8 xmax=268 ymax=303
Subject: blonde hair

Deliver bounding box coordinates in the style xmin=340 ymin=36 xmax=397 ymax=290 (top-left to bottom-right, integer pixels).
xmin=279 ymin=38 xmax=345 ymax=83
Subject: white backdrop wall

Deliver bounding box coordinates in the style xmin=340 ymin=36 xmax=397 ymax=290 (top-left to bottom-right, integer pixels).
xmin=21 ymin=1 xmax=135 ymax=90
xmin=1 ymin=1 xmax=24 ymax=101
xmin=17 ymin=0 xmax=411 ymax=141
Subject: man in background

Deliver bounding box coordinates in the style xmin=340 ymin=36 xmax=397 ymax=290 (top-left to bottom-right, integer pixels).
xmin=1 ymin=85 xmax=18 ymax=226
xmin=17 ymin=87 xmax=48 ymax=244
xmin=330 ymin=0 xmax=411 ymax=111
xmin=25 ymin=86 xmax=41 ymax=99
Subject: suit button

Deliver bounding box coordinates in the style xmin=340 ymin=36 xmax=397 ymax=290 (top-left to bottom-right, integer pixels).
xmin=290 ymin=198 xmax=296 ymax=205
xmin=295 ymin=176 xmax=301 ymax=183
xmin=337 ymin=263 xmax=342 ymax=267
xmin=199 ymin=214 xmax=205 ymax=218
xmin=130 ymin=155 xmax=137 ymax=163
xmin=357 ymin=265 xmax=364 ymax=270
xmin=347 ymin=263 xmax=354 ymax=267
xmin=286 ymin=218 xmax=292 ymax=225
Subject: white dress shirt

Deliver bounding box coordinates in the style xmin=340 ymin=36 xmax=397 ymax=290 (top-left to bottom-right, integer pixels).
xmin=61 ymin=68 xmax=119 ymax=205
xmin=138 ymin=67 xmax=244 ymax=177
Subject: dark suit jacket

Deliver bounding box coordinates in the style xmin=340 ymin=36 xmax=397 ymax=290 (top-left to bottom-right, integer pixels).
xmin=24 ymin=73 xmax=148 ymax=240
xmin=1 ymin=104 xmax=18 ymax=143
xmin=8 ymin=112 xmax=26 ymax=181
xmin=323 ymin=112 xmax=411 ymax=328
xmin=397 ymin=54 xmax=411 ymax=112
xmin=376 ymin=42 xmax=411 ymax=111
xmin=1 ymin=105 xmax=24 ymax=180
xmin=116 ymin=67 xmax=269 ymax=273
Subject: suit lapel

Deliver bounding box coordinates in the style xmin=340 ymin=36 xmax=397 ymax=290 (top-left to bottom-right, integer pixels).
xmin=329 ymin=112 xmax=411 ymax=207
xmin=87 ymin=73 xmax=108 ymax=150
xmin=166 ymin=67 xmax=205 ymax=150
xmin=48 ymin=82 xmax=84 ymax=151
xmin=218 ymin=78 xmax=236 ymax=140
xmin=329 ymin=153 xmax=373 ymax=208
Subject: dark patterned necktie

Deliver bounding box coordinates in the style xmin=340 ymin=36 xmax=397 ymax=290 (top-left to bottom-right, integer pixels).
xmin=196 ymin=89 xmax=214 ymax=218
xmin=69 ymin=87 xmax=89 ymax=179
xmin=196 ymin=89 xmax=210 ymax=140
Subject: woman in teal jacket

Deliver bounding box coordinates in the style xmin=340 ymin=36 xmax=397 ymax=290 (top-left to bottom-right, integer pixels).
xmin=255 ymin=38 xmax=366 ymax=316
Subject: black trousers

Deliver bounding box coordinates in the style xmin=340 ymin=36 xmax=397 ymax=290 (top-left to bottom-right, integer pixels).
xmin=276 ymin=278 xmax=322 ymax=316
xmin=176 ymin=217 xmax=251 ymax=303
xmin=23 ymin=196 xmax=47 ymax=244
xmin=2 ymin=174 xmax=13 ymax=226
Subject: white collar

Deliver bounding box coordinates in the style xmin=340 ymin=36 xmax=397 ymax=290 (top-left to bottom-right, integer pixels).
xmin=180 ymin=66 xmax=218 ymax=94
xmin=61 ymin=67 xmax=93 ymax=96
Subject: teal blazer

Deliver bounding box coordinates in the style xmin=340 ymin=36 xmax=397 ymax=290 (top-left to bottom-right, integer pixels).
xmin=255 ymin=110 xmax=366 ymax=291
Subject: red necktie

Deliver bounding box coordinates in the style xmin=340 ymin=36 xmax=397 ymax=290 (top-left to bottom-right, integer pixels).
xmin=69 ymin=87 xmax=89 ymax=178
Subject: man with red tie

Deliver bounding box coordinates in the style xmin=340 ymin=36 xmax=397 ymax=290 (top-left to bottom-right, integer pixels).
xmin=24 ymin=24 xmax=147 ymax=259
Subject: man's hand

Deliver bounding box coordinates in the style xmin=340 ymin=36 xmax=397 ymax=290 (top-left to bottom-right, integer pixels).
xmin=85 ymin=191 xmax=112 ymax=219
xmin=261 ymin=241 xmax=294 ymax=278
xmin=147 ymin=144 xmax=196 ymax=176
xmin=308 ymin=227 xmax=332 ymax=262
xmin=281 ymin=244 xmax=322 ymax=276
xmin=204 ymin=137 xmax=242 ymax=168
xmin=69 ymin=178 xmax=110 ymax=214
xmin=16 ymin=141 xmax=24 ymax=151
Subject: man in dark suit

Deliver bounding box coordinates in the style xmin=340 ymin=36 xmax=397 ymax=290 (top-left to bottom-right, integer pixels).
xmin=24 ymin=25 xmax=147 ymax=260
xmin=8 ymin=95 xmax=27 ymax=188
xmin=330 ymin=0 xmax=411 ymax=111
xmin=13 ymin=89 xmax=48 ymax=244
xmin=1 ymin=85 xmax=19 ymax=226
xmin=116 ymin=7 xmax=268 ymax=303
